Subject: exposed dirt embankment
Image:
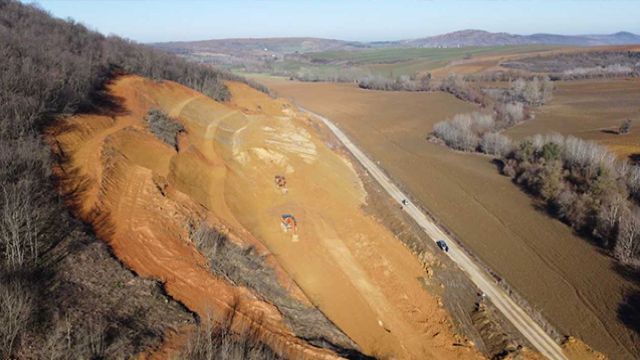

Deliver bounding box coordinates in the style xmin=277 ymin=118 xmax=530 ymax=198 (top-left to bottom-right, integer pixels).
xmin=51 ymin=75 xmax=484 ymax=359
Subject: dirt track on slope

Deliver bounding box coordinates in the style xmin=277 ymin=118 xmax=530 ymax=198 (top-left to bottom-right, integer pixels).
xmin=52 ymin=75 xmax=485 ymax=359
xmin=260 ymin=78 xmax=640 ymax=360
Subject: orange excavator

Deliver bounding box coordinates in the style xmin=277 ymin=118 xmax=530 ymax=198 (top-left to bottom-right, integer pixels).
xmin=280 ymin=214 xmax=299 ymax=242
xmin=280 ymin=214 xmax=297 ymax=233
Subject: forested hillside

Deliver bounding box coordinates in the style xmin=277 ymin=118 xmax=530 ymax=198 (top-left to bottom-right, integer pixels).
xmin=0 ymin=1 xmax=255 ymax=357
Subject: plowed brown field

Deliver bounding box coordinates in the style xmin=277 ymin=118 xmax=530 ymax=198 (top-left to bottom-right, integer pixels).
xmin=505 ymin=78 xmax=640 ymax=159
xmin=260 ymin=78 xmax=640 ymax=360
xmin=51 ymin=75 xmax=486 ymax=359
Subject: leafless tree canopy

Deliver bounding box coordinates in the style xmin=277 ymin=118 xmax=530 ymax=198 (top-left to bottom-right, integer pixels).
xmin=0 ymin=0 xmax=280 ymax=357
xmin=502 ymin=134 xmax=640 ymax=265
xmin=619 ymin=119 xmax=632 ymax=135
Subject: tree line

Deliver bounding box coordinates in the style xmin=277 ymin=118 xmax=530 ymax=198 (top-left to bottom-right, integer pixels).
xmin=502 ymin=135 xmax=640 ymax=264
xmin=431 ymin=76 xmax=550 ymax=155
xmin=502 ymin=51 xmax=640 ymax=80
xmin=430 ymin=74 xmax=640 ymax=265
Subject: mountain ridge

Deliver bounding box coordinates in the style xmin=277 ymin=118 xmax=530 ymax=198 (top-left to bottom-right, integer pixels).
xmin=401 ymin=29 xmax=640 ymax=47
xmin=152 ymin=29 xmax=640 ymax=54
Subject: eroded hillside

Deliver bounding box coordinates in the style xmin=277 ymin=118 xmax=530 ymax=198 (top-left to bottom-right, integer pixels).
xmin=51 ymin=75 xmax=484 ymax=359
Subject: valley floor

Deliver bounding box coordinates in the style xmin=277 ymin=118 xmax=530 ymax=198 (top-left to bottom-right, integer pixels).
xmin=260 ymin=78 xmax=640 ymax=360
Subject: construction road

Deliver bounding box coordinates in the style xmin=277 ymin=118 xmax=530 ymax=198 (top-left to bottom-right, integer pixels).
xmin=303 ymin=108 xmax=568 ymax=360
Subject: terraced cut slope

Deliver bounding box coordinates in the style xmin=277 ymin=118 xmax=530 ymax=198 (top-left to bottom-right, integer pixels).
xmin=261 ymin=78 xmax=639 ymax=360
xmin=51 ymin=75 xmax=485 ymax=359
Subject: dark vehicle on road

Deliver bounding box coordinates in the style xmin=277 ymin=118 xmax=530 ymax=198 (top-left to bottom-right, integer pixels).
xmin=436 ymin=240 xmax=449 ymax=252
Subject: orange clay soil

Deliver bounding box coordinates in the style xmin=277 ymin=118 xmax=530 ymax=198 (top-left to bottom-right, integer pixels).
xmin=51 ymin=75 xmax=484 ymax=359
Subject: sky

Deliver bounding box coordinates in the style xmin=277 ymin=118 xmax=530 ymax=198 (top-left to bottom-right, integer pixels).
xmin=28 ymin=0 xmax=640 ymax=43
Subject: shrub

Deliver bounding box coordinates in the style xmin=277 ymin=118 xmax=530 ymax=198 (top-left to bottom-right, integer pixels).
xmin=145 ymin=109 xmax=185 ymax=149
xmin=619 ymin=119 xmax=632 ymax=135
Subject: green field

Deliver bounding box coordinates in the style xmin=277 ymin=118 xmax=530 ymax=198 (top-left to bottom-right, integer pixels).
xmin=266 ymin=45 xmax=557 ymax=78
xmin=304 ymin=45 xmax=555 ymax=64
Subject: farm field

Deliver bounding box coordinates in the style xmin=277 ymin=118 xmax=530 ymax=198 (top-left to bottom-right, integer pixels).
xmin=259 ymin=77 xmax=640 ymax=360
xmin=265 ymin=45 xmax=558 ymax=78
xmin=505 ymin=78 xmax=640 ymax=158
xmin=302 ymin=45 xmax=552 ymax=63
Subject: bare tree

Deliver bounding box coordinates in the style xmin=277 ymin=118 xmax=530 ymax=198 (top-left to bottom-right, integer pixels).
xmin=0 ymin=180 xmax=55 ymax=271
xmin=616 ymin=208 xmax=640 ymax=263
xmin=596 ymin=193 xmax=626 ymax=245
xmin=480 ymin=132 xmax=512 ymax=156
xmin=0 ymin=280 xmax=32 ymax=358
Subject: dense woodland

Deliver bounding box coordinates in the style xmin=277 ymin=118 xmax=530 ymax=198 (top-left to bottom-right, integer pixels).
xmin=0 ymin=1 xmax=271 ymax=358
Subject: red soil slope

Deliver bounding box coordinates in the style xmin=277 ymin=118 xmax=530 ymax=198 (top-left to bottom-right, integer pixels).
xmin=51 ymin=75 xmax=486 ymax=359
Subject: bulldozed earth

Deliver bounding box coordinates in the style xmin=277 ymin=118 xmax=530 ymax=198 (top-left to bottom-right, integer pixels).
xmin=47 ymin=75 xmax=526 ymax=359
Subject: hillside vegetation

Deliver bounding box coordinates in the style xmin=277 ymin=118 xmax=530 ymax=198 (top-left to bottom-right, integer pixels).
xmin=502 ymin=51 xmax=640 ymax=79
xmin=0 ymin=1 xmax=266 ymax=358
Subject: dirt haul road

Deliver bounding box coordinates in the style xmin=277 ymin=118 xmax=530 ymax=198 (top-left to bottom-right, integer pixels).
xmin=303 ymin=108 xmax=567 ymax=360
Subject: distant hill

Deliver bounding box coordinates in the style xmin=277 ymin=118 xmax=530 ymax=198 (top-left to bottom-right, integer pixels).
xmin=152 ymin=37 xmax=367 ymax=58
xmin=152 ymin=30 xmax=640 ymax=70
xmin=399 ymin=29 xmax=640 ymax=47
xmin=153 ymin=31 xmax=640 ymax=57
